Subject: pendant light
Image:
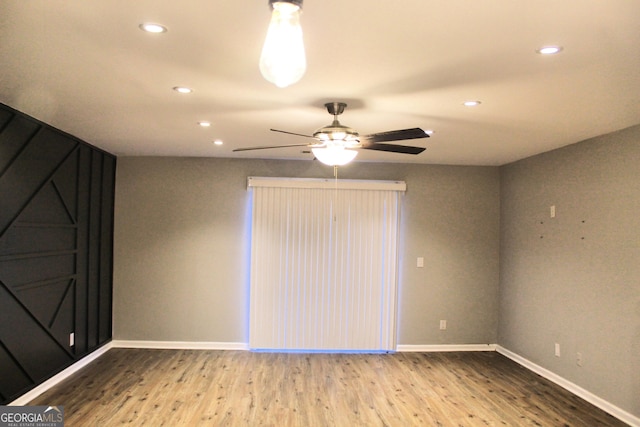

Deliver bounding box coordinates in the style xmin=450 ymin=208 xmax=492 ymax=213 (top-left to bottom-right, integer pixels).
xmin=259 ymin=0 xmax=306 ymax=88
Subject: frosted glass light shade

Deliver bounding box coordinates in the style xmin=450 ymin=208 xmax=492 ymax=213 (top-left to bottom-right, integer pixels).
xmin=259 ymin=2 xmax=306 ymax=88
xmin=311 ymin=146 xmax=358 ymax=166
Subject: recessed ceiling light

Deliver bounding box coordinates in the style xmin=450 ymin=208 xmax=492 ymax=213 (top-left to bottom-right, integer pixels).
xmin=139 ymin=23 xmax=167 ymax=33
xmin=536 ymin=46 xmax=563 ymax=55
xmin=463 ymin=100 xmax=481 ymax=107
xmin=173 ymin=86 xmax=193 ymax=94
xmin=198 ymin=121 xmax=211 ymax=127
xmin=213 ymin=140 xmax=223 ymax=146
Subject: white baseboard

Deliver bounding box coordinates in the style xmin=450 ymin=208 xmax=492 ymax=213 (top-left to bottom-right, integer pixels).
xmin=496 ymin=345 xmax=639 ymax=427
xmin=111 ymin=340 xmax=249 ymax=351
xmin=10 ymin=340 xmax=637 ymax=426
xmin=9 ymin=341 xmax=114 ymax=406
xmin=397 ymin=344 xmax=497 ymax=352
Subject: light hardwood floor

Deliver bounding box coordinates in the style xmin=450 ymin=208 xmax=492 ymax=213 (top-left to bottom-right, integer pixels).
xmin=29 ymin=349 xmax=626 ymax=426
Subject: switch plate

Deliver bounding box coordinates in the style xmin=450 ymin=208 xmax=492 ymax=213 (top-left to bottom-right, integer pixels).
xmin=554 ymin=343 xmax=560 ymax=357
xmin=550 ymin=205 xmax=556 ymax=218
xmin=69 ymin=332 xmax=75 ymax=347
xmin=417 ymin=257 xmax=424 ymax=268
xmin=576 ymin=352 xmax=583 ymax=367
xmin=439 ymin=320 xmax=447 ymax=330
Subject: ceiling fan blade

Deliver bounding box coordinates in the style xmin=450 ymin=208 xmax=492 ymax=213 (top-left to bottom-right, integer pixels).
xmin=233 ymin=143 xmax=313 ymax=152
xmin=270 ymin=129 xmax=318 ymax=139
xmin=361 ymin=143 xmax=426 ymax=155
xmin=361 ymin=128 xmax=430 ymax=143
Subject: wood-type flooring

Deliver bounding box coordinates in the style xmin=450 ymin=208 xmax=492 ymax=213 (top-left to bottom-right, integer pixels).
xmin=29 ymin=349 xmax=627 ymax=426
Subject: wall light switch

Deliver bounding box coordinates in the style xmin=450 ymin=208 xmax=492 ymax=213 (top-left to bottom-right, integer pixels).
xmin=69 ymin=332 xmax=75 ymax=347
xmin=550 ymin=205 xmax=556 ymax=218
xmin=417 ymin=257 xmax=424 ymax=268
xmin=554 ymin=343 xmax=561 ymax=357
xmin=439 ymin=320 xmax=447 ymax=330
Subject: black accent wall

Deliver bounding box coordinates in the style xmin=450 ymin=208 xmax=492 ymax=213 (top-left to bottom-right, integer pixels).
xmin=0 ymin=104 xmax=115 ymax=404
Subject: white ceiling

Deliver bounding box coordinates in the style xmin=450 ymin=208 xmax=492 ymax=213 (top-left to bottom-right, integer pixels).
xmin=1 ymin=1 xmax=639 ymax=166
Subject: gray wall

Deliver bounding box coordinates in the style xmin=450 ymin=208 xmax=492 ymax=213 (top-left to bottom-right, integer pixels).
xmin=113 ymin=159 xmax=500 ymax=345
xmin=113 ymin=126 xmax=639 ymax=418
xmin=499 ymin=124 xmax=640 ymax=416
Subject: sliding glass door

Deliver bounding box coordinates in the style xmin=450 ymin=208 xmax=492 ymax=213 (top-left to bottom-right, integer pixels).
xmin=248 ymin=177 xmax=404 ymax=351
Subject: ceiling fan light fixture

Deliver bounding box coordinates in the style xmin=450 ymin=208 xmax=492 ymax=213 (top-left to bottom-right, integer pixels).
xmin=259 ymin=0 xmax=306 ymax=88
xmin=331 ymin=131 xmax=346 ymax=140
xmin=313 ymin=121 xmax=360 ymax=144
xmin=312 ymin=146 xmax=358 ymax=166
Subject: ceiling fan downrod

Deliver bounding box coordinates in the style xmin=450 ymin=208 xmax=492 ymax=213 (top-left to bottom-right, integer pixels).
xmin=325 ymin=102 xmax=346 ymax=117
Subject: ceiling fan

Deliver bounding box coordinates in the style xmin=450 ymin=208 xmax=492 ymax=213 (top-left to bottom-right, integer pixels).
xmin=233 ymin=102 xmax=429 ymax=165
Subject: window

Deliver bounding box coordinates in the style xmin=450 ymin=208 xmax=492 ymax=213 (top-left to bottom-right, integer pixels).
xmin=248 ymin=177 xmax=404 ymax=351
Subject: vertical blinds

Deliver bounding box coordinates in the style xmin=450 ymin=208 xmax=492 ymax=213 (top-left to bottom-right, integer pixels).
xmin=248 ymin=177 xmax=404 ymax=351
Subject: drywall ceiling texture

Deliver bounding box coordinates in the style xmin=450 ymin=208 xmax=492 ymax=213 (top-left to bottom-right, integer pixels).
xmin=113 ymin=158 xmax=500 ymax=345
xmin=499 ymin=124 xmax=640 ymax=418
xmin=2 ymin=1 xmax=640 ymax=165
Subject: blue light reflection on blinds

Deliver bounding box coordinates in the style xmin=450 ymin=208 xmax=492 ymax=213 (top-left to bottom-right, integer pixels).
xmin=248 ymin=178 xmax=404 ymax=351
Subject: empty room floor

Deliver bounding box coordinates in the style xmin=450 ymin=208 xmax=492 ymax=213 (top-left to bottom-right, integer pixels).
xmin=29 ymin=349 xmax=626 ymax=426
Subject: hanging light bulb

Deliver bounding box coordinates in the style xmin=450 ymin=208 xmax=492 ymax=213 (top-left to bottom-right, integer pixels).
xmin=259 ymin=0 xmax=306 ymax=88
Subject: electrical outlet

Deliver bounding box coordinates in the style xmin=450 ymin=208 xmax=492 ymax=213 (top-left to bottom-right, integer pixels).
xmin=439 ymin=320 xmax=447 ymax=330
xmin=554 ymin=343 xmax=561 ymax=357
xmin=417 ymin=257 xmax=424 ymax=268
xmin=550 ymin=205 xmax=556 ymax=218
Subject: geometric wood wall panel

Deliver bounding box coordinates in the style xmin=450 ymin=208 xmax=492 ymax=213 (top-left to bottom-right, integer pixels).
xmin=17 ymin=181 xmax=76 ymax=224
xmin=0 ymin=342 xmax=33 ymax=403
xmin=0 ymin=285 xmax=73 ymax=382
xmin=0 ymin=103 xmax=116 ymax=403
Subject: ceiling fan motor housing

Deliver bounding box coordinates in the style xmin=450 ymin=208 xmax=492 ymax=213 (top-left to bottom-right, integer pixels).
xmin=311 ymin=102 xmax=360 ymax=145
xmin=313 ymin=123 xmax=359 ymax=144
